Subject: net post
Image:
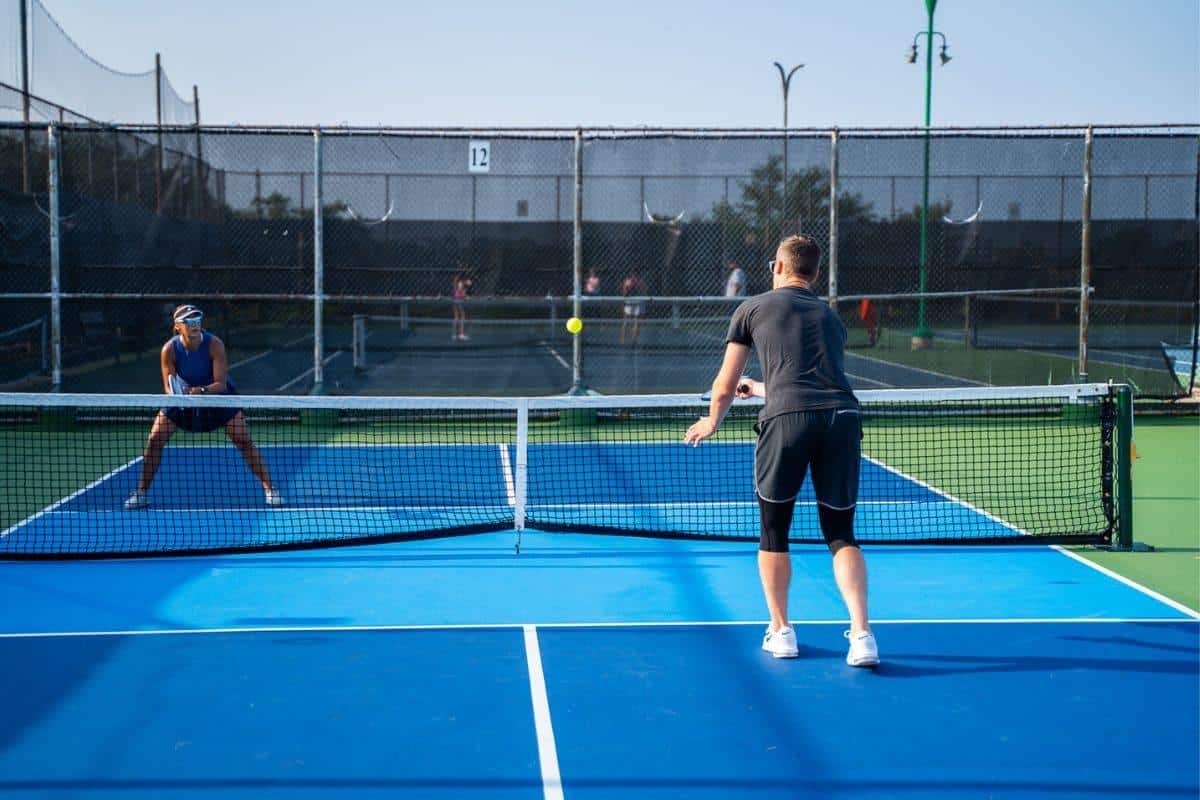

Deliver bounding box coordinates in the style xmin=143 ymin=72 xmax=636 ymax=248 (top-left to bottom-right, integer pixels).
xmin=1115 ymin=384 xmax=1134 ymax=550
xmin=48 ymin=123 xmax=62 ymax=390
xmin=828 ymin=127 xmax=839 ymax=311
xmin=571 ymin=127 xmax=584 ymax=393
xmin=515 ymin=399 xmax=528 ymax=538
xmin=312 ymin=128 xmax=325 ymax=394
xmin=1078 ymin=125 xmax=1093 ymax=382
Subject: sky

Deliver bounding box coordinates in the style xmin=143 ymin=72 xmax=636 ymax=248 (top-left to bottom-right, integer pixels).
xmin=22 ymin=0 xmax=1200 ymax=127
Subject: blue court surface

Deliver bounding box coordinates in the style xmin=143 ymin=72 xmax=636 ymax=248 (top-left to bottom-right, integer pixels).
xmin=0 ymin=531 xmax=1196 ymax=799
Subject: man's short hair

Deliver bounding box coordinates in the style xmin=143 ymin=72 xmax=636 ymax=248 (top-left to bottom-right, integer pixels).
xmin=779 ymin=235 xmax=822 ymax=279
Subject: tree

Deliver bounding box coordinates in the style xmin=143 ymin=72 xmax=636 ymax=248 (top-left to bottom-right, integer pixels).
xmin=711 ymin=155 xmax=874 ymax=255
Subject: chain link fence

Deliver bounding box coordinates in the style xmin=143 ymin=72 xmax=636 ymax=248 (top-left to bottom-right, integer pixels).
xmin=0 ymin=122 xmax=1195 ymax=398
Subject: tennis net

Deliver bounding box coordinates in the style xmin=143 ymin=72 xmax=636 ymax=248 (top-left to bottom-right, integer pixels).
xmin=0 ymin=384 xmax=1128 ymax=558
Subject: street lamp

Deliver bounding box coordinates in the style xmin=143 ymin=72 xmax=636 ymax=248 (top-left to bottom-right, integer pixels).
xmin=774 ymin=62 xmax=804 ymax=237
xmin=907 ymin=0 xmax=951 ymax=350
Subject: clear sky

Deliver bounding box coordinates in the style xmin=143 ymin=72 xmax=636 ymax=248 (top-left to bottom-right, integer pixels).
xmin=30 ymin=0 xmax=1200 ymax=127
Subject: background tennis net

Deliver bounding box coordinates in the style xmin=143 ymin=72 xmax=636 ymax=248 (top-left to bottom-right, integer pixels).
xmin=0 ymin=383 xmax=1126 ymax=558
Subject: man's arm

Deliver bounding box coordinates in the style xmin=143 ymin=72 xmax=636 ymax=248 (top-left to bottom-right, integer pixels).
xmin=684 ymin=342 xmax=750 ymax=446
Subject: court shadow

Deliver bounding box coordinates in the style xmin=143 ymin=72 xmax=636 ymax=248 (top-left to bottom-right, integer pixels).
xmin=868 ymin=647 xmax=1197 ymax=679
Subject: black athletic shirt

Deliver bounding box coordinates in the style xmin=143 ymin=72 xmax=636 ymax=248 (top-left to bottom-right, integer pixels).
xmin=726 ymin=285 xmax=858 ymax=420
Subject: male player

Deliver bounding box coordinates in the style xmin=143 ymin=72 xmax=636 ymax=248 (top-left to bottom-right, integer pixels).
xmin=684 ymin=235 xmax=878 ymax=667
xmin=124 ymin=304 xmax=282 ymax=510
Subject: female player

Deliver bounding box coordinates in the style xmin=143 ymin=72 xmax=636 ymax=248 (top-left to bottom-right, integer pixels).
xmin=124 ymin=304 xmax=282 ymax=510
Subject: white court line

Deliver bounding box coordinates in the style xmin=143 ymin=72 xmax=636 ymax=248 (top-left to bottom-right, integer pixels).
xmin=845 ymin=350 xmax=989 ymax=386
xmin=524 ymin=625 xmax=564 ymax=800
xmin=539 ymin=341 xmax=571 ymax=371
xmin=847 ymin=371 xmax=894 ymax=388
xmin=229 ymin=331 xmax=314 ymax=371
xmin=499 ymin=444 xmax=516 ymax=507
xmin=861 ymin=454 xmax=1200 ymax=619
xmin=36 ymin=505 xmax=510 ymax=515
xmin=0 ymin=457 xmax=142 ymax=540
xmin=1049 ymin=546 xmax=1200 ymax=620
xmin=0 ymin=617 xmax=1192 ymax=640
xmin=276 ymin=350 xmax=344 ymax=393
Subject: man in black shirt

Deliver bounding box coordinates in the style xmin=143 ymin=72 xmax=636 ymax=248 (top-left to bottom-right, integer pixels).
xmin=684 ymin=235 xmax=878 ymax=667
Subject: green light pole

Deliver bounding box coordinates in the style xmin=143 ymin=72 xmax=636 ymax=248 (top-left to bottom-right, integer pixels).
xmin=906 ymin=0 xmax=951 ymax=349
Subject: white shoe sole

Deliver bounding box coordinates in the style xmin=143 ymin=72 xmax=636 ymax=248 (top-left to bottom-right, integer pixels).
xmin=766 ymin=648 xmax=799 ymax=659
xmin=846 ymin=654 xmax=880 ymax=667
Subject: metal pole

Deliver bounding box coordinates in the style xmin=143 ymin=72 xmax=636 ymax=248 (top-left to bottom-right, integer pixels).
xmin=154 ymin=53 xmax=163 ymax=213
xmin=48 ymin=123 xmax=62 ymax=389
xmin=828 ymin=127 xmax=839 ymax=310
xmin=193 ymin=85 xmax=203 ymax=218
xmin=313 ymin=128 xmax=325 ymax=392
xmin=913 ymin=3 xmax=936 ymax=348
xmin=571 ymin=127 xmax=584 ymax=393
xmin=774 ymin=62 xmax=803 ymax=239
xmin=1078 ymin=125 xmax=1093 ymax=382
xmin=20 ymin=0 xmax=32 ymax=193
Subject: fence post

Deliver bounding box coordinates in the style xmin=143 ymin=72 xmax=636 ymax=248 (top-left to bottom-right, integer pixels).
xmin=48 ymin=123 xmax=62 ymax=390
xmin=312 ymin=128 xmax=325 ymax=393
xmin=571 ymin=127 xmax=584 ymax=393
xmin=828 ymin=127 xmax=839 ymax=310
xmin=1078 ymin=125 xmax=1093 ymax=382
xmin=19 ymin=0 xmax=31 ymax=193
xmin=193 ymin=85 xmax=203 ymax=218
xmin=154 ymin=52 xmax=163 ymax=213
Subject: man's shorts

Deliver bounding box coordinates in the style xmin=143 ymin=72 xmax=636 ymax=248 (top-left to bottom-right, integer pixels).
xmin=754 ymin=408 xmax=861 ymax=508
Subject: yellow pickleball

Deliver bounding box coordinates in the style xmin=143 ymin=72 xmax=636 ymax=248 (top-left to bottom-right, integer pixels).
xmin=566 ymin=317 xmax=583 ymax=335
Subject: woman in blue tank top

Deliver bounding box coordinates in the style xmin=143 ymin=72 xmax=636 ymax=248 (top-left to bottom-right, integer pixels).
xmin=124 ymin=304 xmax=282 ymax=510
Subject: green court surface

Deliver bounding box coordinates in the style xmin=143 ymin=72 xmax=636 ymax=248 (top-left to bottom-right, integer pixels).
xmin=848 ymin=327 xmax=1175 ymax=391
xmin=1073 ymin=415 xmax=1200 ymax=611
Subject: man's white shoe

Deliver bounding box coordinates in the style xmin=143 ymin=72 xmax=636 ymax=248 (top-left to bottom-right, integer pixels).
xmin=123 ymin=490 xmax=148 ymax=510
xmin=845 ymin=629 xmax=880 ymax=667
xmin=761 ymin=626 xmax=799 ymax=659
xmin=265 ymin=487 xmax=284 ymax=507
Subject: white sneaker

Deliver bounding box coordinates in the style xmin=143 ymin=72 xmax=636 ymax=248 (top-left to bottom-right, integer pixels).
xmin=265 ymin=487 xmax=284 ymax=507
xmin=761 ymin=626 xmax=799 ymax=659
xmin=845 ymin=629 xmax=879 ymax=667
xmin=123 ymin=490 xmax=148 ymax=510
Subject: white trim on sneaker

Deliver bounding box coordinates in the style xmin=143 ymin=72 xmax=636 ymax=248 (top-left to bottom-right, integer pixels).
xmin=844 ymin=629 xmax=879 ymax=667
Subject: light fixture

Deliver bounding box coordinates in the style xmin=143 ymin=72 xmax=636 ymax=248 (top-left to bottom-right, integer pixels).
xmin=939 ymin=45 xmax=951 ymax=65
xmin=905 ymin=45 xmax=918 ymax=63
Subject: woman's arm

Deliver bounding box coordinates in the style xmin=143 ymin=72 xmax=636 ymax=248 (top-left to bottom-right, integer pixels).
xmin=159 ymin=342 xmax=175 ymax=394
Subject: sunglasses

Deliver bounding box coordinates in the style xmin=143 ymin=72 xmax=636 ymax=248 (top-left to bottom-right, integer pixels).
xmin=180 ymin=316 xmax=204 ymax=328
xmin=768 ymin=259 xmax=778 ymax=271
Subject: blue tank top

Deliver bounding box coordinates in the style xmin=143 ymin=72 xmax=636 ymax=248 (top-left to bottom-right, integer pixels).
xmin=172 ymin=333 xmax=236 ymax=392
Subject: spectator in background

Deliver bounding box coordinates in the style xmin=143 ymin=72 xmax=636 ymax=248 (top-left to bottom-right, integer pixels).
xmin=452 ymin=270 xmax=472 ymax=341
xmin=584 ymin=270 xmax=601 ymax=296
xmin=725 ymin=259 xmax=747 ymax=297
xmin=620 ymin=273 xmax=644 ymax=346
xmin=858 ymin=299 xmax=879 ymax=347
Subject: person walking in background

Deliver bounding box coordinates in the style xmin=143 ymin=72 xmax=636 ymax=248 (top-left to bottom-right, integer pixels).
xmin=724 ymin=259 xmax=746 ymax=297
